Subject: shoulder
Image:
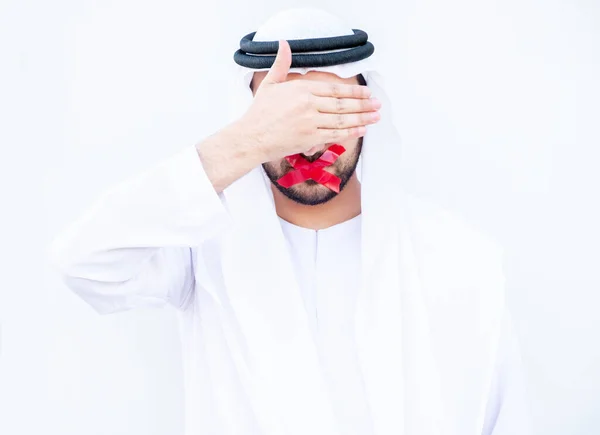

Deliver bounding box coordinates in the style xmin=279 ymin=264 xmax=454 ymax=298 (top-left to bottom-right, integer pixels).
xmin=401 ymin=192 xmax=505 ymax=290
xmin=402 ymin=192 xmax=503 ymax=264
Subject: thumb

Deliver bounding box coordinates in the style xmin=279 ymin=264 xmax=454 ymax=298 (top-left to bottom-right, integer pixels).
xmin=263 ymin=39 xmax=291 ymax=85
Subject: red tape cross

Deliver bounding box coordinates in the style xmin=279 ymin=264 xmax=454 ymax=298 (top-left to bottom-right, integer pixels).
xmin=276 ymin=144 xmax=346 ymax=193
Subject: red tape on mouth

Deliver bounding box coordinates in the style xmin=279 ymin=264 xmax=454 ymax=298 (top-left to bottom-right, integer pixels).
xmin=276 ymin=144 xmax=346 ymax=193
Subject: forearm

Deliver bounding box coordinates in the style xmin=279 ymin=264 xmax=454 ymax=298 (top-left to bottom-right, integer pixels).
xmin=195 ymin=120 xmax=265 ymax=193
xmin=49 ymin=145 xmax=231 ymax=282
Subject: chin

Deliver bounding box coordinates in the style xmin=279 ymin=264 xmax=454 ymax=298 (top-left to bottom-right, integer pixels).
xmin=274 ymin=181 xmax=339 ymax=206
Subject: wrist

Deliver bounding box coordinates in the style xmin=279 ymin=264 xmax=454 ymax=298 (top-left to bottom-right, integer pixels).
xmin=229 ymin=118 xmax=268 ymax=166
xmin=195 ymin=121 xmax=264 ymax=194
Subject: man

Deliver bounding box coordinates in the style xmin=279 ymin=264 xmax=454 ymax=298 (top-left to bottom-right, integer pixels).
xmin=50 ymin=8 xmax=531 ymax=435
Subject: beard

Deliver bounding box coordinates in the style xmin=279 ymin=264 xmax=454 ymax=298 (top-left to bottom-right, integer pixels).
xmin=262 ymin=138 xmax=363 ymax=206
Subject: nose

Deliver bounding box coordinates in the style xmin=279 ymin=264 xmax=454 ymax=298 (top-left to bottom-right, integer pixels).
xmin=304 ymin=142 xmax=335 ymax=157
xmin=304 ymin=145 xmax=323 ymax=157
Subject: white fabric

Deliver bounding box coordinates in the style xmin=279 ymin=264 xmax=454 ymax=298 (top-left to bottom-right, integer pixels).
xmin=49 ymin=7 xmax=532 ymax=435
xmin=279 ymin=215 xmax=373 ymax=435
xmin=48 ymin=144 xmax=531 ymax=434
xmin=280 ymin=215 xmax=531 ymax=435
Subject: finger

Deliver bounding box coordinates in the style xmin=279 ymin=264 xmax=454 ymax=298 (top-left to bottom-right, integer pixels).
xmin=308 ymin=81 xmax=371 ymax=99
xmin=316 ymin=111 xmax=380 ymax=129
xmin=315 ymin=96 xmax=381 ymax=114
xmin=263 ymin=40 xmax=292 ymax=85
xmin=317 ymin=126 xmax=368 ymax=142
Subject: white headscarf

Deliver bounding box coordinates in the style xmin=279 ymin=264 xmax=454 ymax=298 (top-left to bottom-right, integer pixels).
xmin=215 ymin=8 xmax=445 ymax=435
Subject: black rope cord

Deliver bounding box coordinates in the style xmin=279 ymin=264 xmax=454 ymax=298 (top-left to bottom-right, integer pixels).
xmin=240 ymin=29 xmax=369 ymax=54
xmin=233 ymin=28 xmax=374 ymax=69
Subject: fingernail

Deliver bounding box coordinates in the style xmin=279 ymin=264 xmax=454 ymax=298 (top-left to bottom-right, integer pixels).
xmin=370 ymin=112 xmax=381 ymax=121
xmin=372 ymin=98 xmax=382 ymax=109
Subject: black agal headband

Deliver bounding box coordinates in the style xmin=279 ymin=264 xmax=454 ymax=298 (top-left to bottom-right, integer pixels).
xmin=233 ymin=29 xmax=374 ymax=69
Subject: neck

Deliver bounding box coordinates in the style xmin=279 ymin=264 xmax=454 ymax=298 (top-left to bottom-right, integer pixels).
xmin=271 ymin=173 xmax=361 ymax=230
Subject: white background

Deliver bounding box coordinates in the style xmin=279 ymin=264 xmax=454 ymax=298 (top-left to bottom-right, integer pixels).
xmin=1 ymin=0 xmax=599 ymax=434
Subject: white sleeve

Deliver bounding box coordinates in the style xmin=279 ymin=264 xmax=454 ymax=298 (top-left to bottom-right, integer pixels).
xmin=48 ymin=145 xmax=232 ymax=315
xmin=481 ymin=309 xmax=533 ymax=435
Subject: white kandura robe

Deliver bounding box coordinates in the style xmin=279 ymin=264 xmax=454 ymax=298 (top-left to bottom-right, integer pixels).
xmin=280 ymin=214 xmax=373 ymax=435
xmin=49 ymin=144 xmax=532 ymax=435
